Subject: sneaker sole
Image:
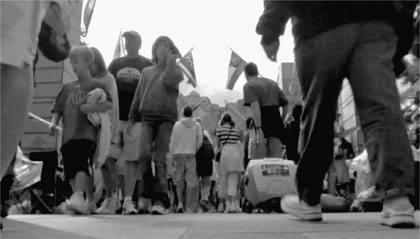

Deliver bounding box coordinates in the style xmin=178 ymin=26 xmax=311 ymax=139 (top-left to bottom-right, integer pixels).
xmin=151 ymin=209 xmax=167 ymax=215
xmin=122 ymin=210 xmax=137 ymax=215
xmin=66 ymin=204 xmax=87 ymax=215
xmin=381 ymin=215 xmax=415 ymax=228
xmin=281 ymin=198 xmax=322 ymax=222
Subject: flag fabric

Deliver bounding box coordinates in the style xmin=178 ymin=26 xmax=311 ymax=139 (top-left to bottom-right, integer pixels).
xmin=178 ymin=50 xmax=197 ymax=87
xmin=83 ymin=0 xmax=96 ymax=36
xmin=112 ymin=31 xmax=125 ymax=60
xmin=226 ymin=51 xmax=247 ymax=90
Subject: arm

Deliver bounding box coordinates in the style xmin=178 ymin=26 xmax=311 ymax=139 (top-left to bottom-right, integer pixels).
xmin=128 ymin=71 xmax=145 ymax=123
xmin=250 ymin=102 xmax=262 ymax=128
xmin=243 ymin=84 xmax=262 ymax=127
xmin=196 ymin=126 xmax=203 ymax=151
xmin=50 ymin=113 xmax=61 ymax=135
xmin=278 ymin=86 xmax=289 ymax=120
xmin=162 ymin=53 xmax=183 ymax=90
xmin=88 ymin=102 xmax=113 ymax=113
xmin=256 ymin=0 xmax=292 ymax=45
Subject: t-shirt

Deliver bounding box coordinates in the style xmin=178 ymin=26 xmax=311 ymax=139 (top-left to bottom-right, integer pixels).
xmin=108 ymin=55 xmax=153 ymax=121
xmin=51 ymin=78 xmax=111 ymax=146
xmin=128 ymin=64 xmax=183 ymax=123
xmin=216 ymin=125 xmax=240 ymax=145
xmin=243 ymin=77 xmax=288 ymax=138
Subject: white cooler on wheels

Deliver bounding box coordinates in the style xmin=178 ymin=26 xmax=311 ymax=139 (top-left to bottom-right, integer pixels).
xmin=243 ymin=158 xmax=297 ymax=213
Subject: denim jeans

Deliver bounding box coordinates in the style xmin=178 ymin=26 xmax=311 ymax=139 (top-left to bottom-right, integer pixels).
xmin=138 ymin=120 xmax=174 ymax=206
xmin=295 ymin=22 xmax=415 ymax=206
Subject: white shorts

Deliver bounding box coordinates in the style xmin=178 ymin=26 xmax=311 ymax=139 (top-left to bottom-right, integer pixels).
xmin=109 ymin=121 xmax=142 ymax=162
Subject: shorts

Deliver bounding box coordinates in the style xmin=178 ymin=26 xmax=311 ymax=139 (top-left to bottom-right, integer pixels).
xmin=108 ymin=121 xmax=141 ymax=174
xmin=60 ymin=139 xmax=96 ymax=181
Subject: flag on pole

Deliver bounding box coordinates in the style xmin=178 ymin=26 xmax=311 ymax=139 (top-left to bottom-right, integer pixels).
xmin=178 ymin=50 xmax=197 ymax=87
xmin=83 ymin=0 xmax=96 ymax=36
xmin=226 ymin=50 xmax=247 ymax=90
xmin=112 ymin=30 xmax=125 ymax=60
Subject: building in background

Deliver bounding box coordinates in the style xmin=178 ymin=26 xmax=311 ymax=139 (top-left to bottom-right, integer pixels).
xmin=280 ymin=62 xmax=302 ymax=111
xmin=22 ymin=1 xmax=83 ymax=154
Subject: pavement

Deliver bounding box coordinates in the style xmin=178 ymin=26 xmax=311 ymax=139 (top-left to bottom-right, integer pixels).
xmin=2 ymin=211 xmax=420 ymax=239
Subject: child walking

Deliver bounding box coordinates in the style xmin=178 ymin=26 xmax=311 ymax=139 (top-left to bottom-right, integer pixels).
xmin=50 ymin=46 xmax=112 ymax=214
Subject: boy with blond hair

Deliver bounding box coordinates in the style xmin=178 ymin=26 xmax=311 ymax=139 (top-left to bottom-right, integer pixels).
xmin=51 ymin=46 xmax=112 ymax=214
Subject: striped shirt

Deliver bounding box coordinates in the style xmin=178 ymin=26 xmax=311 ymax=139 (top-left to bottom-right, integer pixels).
xmin=216 ymin=125 xmax=240 ymax=145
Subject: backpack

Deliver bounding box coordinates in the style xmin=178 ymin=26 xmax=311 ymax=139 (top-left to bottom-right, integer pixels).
xmin=196 ymin=134 xmax=215 ymax=177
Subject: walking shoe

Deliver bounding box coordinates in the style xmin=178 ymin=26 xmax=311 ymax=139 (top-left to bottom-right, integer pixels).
xmin=85 ymin=200 xmax=96 ymax=214
xmin=381 ymin=196 xmax=415 ymax=228
xmin=122 ymin=198 xmax=137 ymax=215
xmin=176 ymin=202 xmax=184 ymax=213
xmin=233 ymin=200 xmax=242 ymax=213
xmin=217 ymin=202 xmax=225 ymax=213
xmin=137 ymin=197 xmax=151 ymax=214
xmin=97 ymin=194 xmax=118 ymax=214
xmin=280 ymin=195 xmax=322 ymax=221
xmin=66 ymin=192 xmax=87 ymax=215
xmin=185 ymin=208 xmax=194 ymax=214
xmin=200 ymin=199 xmax=210 ymax=212
xmin=224 ymin=201 xmax=232 ymax=213
xmin=151 ymin=201 xmax=167 ymax=215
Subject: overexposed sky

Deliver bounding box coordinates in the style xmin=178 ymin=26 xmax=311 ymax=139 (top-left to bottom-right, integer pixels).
xmin=84 ymin=0 xmax=295 ymax=101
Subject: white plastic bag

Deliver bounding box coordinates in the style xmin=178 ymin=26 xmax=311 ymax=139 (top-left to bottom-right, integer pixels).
xmin=11 ymin=147 xmax=43 ymax=192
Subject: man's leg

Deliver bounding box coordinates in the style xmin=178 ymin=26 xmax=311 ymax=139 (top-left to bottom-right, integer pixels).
xmin=348 ymin=22 xmax=415 ymax=227
xmin=121 ymin=122 xmax=142 ymax=214
xmin=281 ymin=24 xmax=360 ymax=221
xmin=151 ymin=121 xmax=173 ymax=213
xmin=173 ymin=155 xmax=185 ymax=212
xmin=267 ymin=137 xmax=283 ymax=158
xmin=294 ymin=25 xmax=358 ymax=206
xmin=185 ymin=155 xmax=199 ymax=212
xmin=1 ymin=64 xmax=33 ymax=177
xmin=101 ymin=157 xmax=117 ymax=198
xmin=137 ymin=122 xmax=154 ymax=211
xmin=200 ymin=176 xmax=211 ymax=202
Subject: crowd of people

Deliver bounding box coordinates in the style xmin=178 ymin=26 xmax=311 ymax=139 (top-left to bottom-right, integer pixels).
xmin=1 ymin=0 xmax=419 ymax=231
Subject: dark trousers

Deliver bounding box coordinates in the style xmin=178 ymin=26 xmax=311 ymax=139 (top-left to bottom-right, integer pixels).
xmin=138 ymin=121 xmax=174 ymax=206
xmin=295 ymin=22 xmax=415 ymax=205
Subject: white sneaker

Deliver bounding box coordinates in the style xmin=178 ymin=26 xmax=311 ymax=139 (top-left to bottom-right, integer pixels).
xmin=151 ymin=202 xmax=167 ymax=215
xmin=233 ymin=200 xmax=242 ymax=213
xmin=122 ymin=198 xmax=137 ymax=215
xmin=85 ymin=200 xmax=96 ymax=214
xmin=224 ymin=201 xmax=232 ymax=213
xmin=381 ymin=196 xmax=415 ymax=228
xmin=97 ymin=194 xmax=118 ymax=214
xmin=217 ymin=202 xmax=225 ymax=213
xmin=66 ymin=192 xmax=87 ymax=215
xmin=137 ymin=197 xmax=151 ymax=214
xmin=280 ymin=195 xmax=322 ymax=221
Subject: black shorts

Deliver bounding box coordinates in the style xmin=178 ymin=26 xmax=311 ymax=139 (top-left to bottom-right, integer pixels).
xmin=60 ymin=139 xmax=96 ymax=180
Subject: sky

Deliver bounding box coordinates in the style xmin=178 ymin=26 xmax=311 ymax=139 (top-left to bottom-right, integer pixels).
xmin=84 ymin=0 xmax=295 ymax=104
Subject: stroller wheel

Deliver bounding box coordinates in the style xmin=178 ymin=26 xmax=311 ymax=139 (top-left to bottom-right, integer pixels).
xmin=244 ymin=200 xmax=253 ymax=214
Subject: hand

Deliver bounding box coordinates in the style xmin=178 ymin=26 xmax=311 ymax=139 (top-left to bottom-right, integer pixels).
xmin=80 ymin=103 xmax=94 ymax=114
xmin=49 ymin=124 xmax=57 ymax=136
xmin=165 ymin=51 xmax=178 ymax=68
xmin=262 ymin=38 xmax=280 ymax=62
